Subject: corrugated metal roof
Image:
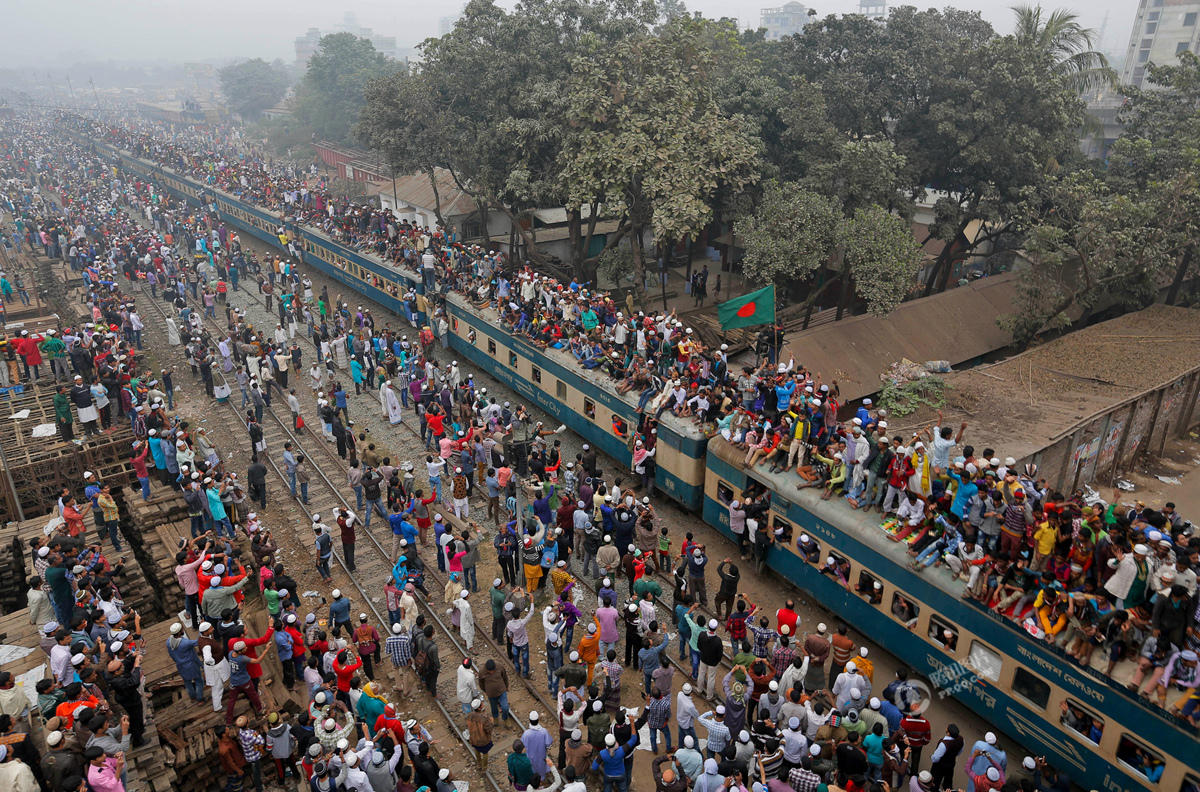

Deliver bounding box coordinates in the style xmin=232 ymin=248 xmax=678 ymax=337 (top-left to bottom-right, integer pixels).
xmin=369 ymin=167 xmax=479 ymax=218
xmin=780 ymin=272 xmax=1019 ymax=402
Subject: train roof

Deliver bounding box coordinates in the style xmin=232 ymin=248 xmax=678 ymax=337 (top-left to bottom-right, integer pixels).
xmin=706 ymin=435 xmax=1165 ymax=699
xmin=439 ymin=291 xmax=706 ymax=442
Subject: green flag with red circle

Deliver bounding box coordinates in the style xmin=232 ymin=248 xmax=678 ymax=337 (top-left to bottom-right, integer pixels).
xmin=717 ymin=285 xmax=776 ymax=330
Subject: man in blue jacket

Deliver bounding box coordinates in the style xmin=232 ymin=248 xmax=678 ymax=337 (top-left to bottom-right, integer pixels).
xmin=591 ymin=718 xmax=643 ymax=792
xmin=165 ymin=622 xmax=204 ymax=702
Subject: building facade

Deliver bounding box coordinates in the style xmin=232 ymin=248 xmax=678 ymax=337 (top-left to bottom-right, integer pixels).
xmin=1122 ymin=0 xmax=1200 ymax=88
xmin=859 ymin=0 xmax=886 ymax=20
xmin=760 ymin=2 xmax=810 ymax=40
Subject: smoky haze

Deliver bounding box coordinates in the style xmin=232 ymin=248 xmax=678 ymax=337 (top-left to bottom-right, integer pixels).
xmin=0 ymin=0 xmax=1139 ymax=69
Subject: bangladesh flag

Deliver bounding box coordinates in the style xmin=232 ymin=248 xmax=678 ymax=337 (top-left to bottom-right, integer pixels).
xmin=717 ymin=285 xmax=776 ymax=330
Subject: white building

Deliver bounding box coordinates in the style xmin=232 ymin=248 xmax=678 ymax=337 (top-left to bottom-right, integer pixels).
xmin=1122 ymin=0 xmax=1200 ymax=88
xmin=859 ymin=0 xmax=886 ymax=20
xmin=760 ymin=2 xmax=811 ymax=40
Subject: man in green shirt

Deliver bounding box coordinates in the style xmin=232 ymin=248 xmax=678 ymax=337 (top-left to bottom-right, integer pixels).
xmin=39 ymin=330 xmax=68 ymax=381
xmin=53 ymin=385 xmax=73 ymax=443
xmin=634 ymin=577 xmax=661 ymax=600
xmin=507 ymin=738 xmax=535 ymax=789
xmin=490 ymin=578 xmax=508 ymax=643
xmin=44 ymin=555 xmax=74 ymax=626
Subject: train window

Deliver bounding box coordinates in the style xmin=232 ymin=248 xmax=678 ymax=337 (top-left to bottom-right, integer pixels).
xmin=584 ymin=399 xmax=596 ymax=420
xmin=467 ymin=329 xmax=477 ymax=345
xmin=1181 ymin=774 xmax=1200 ymax=792
xmin=556 ymin=380 xmax=567 ymax=400
xmin=966 ymin=641 xmax=1001 ymax=682
xmin=716 ymin=482 xmax=734 ymax=505
xmin=532 ymin=367 xmax=542 ymax=384
xmin=1060 ymin=698 xmax=1104 ymax=745
xmin=771 ymin=516 xmax=793 ymax=544
xmin=891 ymin=593 xmax=919 ymax=628
xmin=855 ymin=570 xmax=882 ymax=604
xmin=612 ymin=416 xmax=627 ymax=437
xmin=452 ymin=317 xmax=459 ymax=332
xmin=1116 ymin=735 xmax=1165 ymax=785
xmin=821 ymin=552 xmax=850 ymax=588
xmin=1011 ymin=668 xmax=1050 ymax=709
xmin=488 ymin=339 xmax=497 ymax=355
xmin=509 ymin=351 xmax=518 ymax=368
xmin=929 ymin=618 xmax=958 ymax=652
xmin=796 ymin=532 xmax=821 ymax=564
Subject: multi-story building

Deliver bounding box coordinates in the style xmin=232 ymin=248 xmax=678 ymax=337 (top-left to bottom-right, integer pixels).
xmin=294 ymin=28 xmax=323 ymax=64
xmin=859 ymin=0 xmax=886 ymax=20
xmin=760 ymin=2 xmax=811 ymax=40
xmin=294 ymin=14 xmax=402 ymax=64
xmin=1122 ymin=0 xmax=1200 ymax=88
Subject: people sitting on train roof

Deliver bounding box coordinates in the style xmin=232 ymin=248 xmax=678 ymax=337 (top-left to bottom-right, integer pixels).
xmin=81 ymin=115 xmax=1200 ymax=713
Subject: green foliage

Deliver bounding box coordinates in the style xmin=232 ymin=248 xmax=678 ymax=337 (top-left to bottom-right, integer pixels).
xmin=294 ymin=33 xmax=401 ymax=143
xmin=561 ymin=16 xmax=762 ymax=247
xmin=735 ymin=180 xmax=838 ymax=285
xmin=219 ymin=59 xmax=289 ymax=120
xmin=596 ymin=246 xmax=635 ymax=288
xmin=842 ymin=205 xmax=925 ymax=316
xmin=1003 ymin=172 xmax=1173 ymax=346
xmin=1011 ymin=4 xmax=1115 ymax=93
xmin=878 ymin=377 xmax=946 ymax=418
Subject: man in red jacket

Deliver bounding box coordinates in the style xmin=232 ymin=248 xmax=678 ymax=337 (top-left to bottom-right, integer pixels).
xmin=227 ymin=625 xmax=275 ymax=687
xmin=898 ymin=703 xmax=932 ymax=774
xmin=333 ymin=649 xmax=362 ymax=708
xmin=283 ymin=613 xmax=307 ymax=684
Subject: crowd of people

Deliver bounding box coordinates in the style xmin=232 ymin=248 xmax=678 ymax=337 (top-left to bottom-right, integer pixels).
xmin=76 ymin=112 xmax=1200 ymax=717
xmin=0 ymin=111 xmax=1192 ymax=792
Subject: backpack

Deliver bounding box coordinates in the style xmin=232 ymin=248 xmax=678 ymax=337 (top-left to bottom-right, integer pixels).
xmin=413 ymin=639 xmax=430 ymax=674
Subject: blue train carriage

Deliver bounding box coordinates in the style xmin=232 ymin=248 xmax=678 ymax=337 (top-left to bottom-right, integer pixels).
xmin=701 ymin=436 xmax=1198 ymax=792
xmin=441 ymin=296 xmax=707 ymax=512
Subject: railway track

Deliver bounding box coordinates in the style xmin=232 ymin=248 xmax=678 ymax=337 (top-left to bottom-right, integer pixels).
xmin=136 ymin=273 xmax=567 ymax=787
xmin=184 ymin=243 xmax=748 ymax=691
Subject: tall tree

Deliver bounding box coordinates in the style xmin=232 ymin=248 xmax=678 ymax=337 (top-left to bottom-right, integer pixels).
xmin=1004 ymin=172 xmax=1176 ymax=346
xmin=218 ymin=59 xmax=289 ymax=120
xmin=359 ymin=0 xmax=658 ymax=274
xmin=294 ymin=33 xmax=401 ymax=143
xmin=560 ymin=15 xmax=761 ymax=289
xmin=1011 ymin=4 xmax=1116 ymax=93
xmin=736 ymin=181 xmax=839 ymax=289
xmin=736 ymin=179 xmax=922 ymax=322
xmin=901 ymin=35 xmax=1083 ymax=294
xmin=841 ymin=205 xmax=925 ymax=316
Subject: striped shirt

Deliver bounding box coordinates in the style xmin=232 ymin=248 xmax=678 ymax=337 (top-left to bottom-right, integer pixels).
xmin=238 ymin=728 xmax=265 ymax=762
xmin=385 ymin=633 xmax=411 ymax=667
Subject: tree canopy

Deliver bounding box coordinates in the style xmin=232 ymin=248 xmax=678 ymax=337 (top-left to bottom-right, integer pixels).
xmin=295 ymin=33 xmax=401 ymax=143
xmin=219 ymin=58 xmax=289 ymax=120
xmin=350 ymin=2 xmax=1200 ymax=329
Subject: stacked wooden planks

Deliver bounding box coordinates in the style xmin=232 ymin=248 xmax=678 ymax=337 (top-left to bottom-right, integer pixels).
xmin=0 ymin=383 xmax=136 ymax=525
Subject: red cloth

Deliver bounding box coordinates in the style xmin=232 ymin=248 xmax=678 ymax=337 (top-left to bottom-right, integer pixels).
xmin=333 ymin=656 xmax=362 ymax=692
xmin=229 ymin=628 xmax=274 ymax=679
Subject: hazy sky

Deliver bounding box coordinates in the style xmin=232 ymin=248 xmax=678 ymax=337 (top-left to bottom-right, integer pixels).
xmin=1 ymin=0 xmax=1140 ymax=68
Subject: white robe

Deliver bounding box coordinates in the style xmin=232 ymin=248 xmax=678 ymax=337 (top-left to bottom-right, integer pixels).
xmin=333 ymin=336 xmax=349 ymax=370
xmin=453 ymin=598 xmax=475 ymax=649
xmin=384 ymin=385 xmax=403 ymax=425
xmin=166 ymin=318 xmax=181 ymax=346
